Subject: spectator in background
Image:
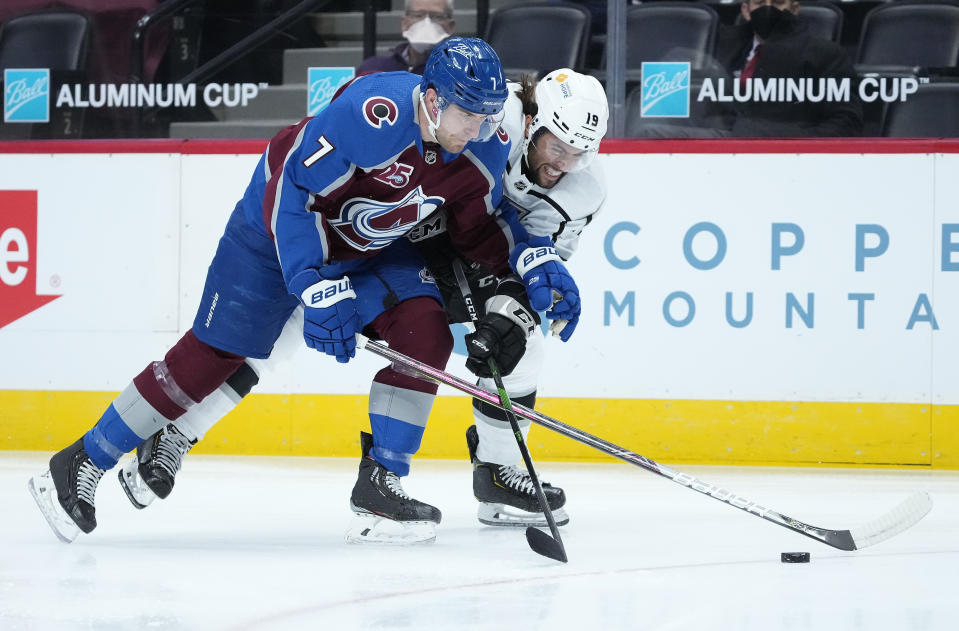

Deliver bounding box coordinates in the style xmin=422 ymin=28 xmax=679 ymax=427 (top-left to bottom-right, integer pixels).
xmin=716 ymin=0 xmax=863 ymax=137
xmin=357 ymin=0 xmax=455 ymax=75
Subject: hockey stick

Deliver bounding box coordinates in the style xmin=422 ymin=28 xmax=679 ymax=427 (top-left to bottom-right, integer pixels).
xmin=355 ymin=334 xmax=933 ymax=552
xmin=451 ymin=261 xmax=567 ymax=563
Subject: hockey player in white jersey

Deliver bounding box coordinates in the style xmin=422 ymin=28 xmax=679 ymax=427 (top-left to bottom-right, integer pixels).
xmin=116 ymin=68 xmax=608 ymax=534
xmin=457 ymin=68 xmax=608 ymax=527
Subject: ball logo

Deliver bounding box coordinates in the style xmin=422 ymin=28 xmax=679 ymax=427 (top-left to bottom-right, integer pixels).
xmin=640 ymin=62 xmax=691 ymax=118
xmin=330 ymin=185 xmax=445 ymax=251
xmin=4 ymin=69 xmax=50 ymax=123
xmin=0 ymin=190 xmax=61 ymax=328
xmin=307 ymin=67 xmax=354 ymax=116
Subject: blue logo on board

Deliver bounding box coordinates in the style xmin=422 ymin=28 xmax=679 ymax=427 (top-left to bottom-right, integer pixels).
xmin=307 ymin=67 xmax=355 ymax=116
xmin=4 ymin=68 xmax=50 ymax=123
xmin=640 ymin=62 xmax=690 ymax=118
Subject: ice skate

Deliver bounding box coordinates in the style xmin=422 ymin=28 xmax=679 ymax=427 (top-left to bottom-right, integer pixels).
xmin=346 ymin=432 xmax=441 ymax=545
xmin=467 ymin=424 xmax=569 ymax=527
xmin=119 ymin=423 xmax=196 ymax=509
xmin=28 ymin=438 xmax=106 ymax=542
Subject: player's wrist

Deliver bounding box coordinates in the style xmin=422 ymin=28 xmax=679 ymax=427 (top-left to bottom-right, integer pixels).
xmin=509 ymin=238 xmax=562 ymax=278
xmin=290 ymin=269 xmax=355 ymax=309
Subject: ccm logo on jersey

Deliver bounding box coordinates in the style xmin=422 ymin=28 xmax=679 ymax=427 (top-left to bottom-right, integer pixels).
xmin=406 ymin=212 xmax=447 ymax=242
xmin=363 ymin=96 xmax=398 ymax=128
xmin=331 ymin=185 xmax=446 ymax=251
xmin=301 ymin=277 xmax=355 ymax=308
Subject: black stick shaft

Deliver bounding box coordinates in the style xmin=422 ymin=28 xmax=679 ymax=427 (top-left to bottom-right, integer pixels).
xmin=357 ymin=334 xmax=931 ymax=552
xmin=452 ymin=261 xmax=567 ymax=562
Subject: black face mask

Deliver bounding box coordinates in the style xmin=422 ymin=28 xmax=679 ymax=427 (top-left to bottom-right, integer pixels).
xmin=749 ymin=6 xmax=794 ymax=39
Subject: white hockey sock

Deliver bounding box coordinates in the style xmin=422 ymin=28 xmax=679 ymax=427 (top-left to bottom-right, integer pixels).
xmin=172 ymin=358 xmax=261 ymax=441
xmin=475 ymin=416 xmax=531 ymax=465
xmin=172 ymin=383 xmax=240 ymax=441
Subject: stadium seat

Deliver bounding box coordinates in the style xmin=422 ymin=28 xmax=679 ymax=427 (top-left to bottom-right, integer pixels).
xmin=484 ymin=2 xmax=591 ymax=78
xmin=624 ymin=3 xmax=720 ymax=71
xmin=0 ymin=11 xmax=89 ymax=71
xmin=856 ymin=1 xmax=959 ymax=71
xmin=0 ymin=11 xmax=90 ymax=140
xmin=881 ymin=82 xmax=959 ymax=137
xmin=798 ymin=1 xmax=844 ymax=43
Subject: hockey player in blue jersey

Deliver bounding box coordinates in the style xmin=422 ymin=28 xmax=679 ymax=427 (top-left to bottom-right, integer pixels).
xmin=28 ymin=37 xmax=580 ymax=545
xmin=89 ymin=71 xmax=600 ymax=544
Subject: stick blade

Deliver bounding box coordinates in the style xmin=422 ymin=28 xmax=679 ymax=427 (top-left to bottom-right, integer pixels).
xmin=525 ymin=527 xmax=568 ymax=563
xmin=849 ymin=491 xmax=933 ymax=550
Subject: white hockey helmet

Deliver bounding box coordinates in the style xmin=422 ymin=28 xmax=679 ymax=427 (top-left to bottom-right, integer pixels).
xmin=526 ymin=68 xmax=609 ymax=172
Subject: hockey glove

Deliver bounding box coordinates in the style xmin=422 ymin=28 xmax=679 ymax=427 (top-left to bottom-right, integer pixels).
xmin=289 ymin=269 xmax=362 ymax=363
xmin=465 ymin=294 xmax=536 ymax=377
xmin=509 ymin=236 xmax=581 ymax=342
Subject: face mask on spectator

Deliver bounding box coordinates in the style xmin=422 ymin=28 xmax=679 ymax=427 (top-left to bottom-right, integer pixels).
xmin=749 ymin=6 xmax=793 ymax=39
xmin=403 ymin=17 xmax=448 ymax=53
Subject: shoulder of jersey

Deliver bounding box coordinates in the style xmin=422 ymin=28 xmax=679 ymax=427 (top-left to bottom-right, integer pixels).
xmin=501 ymin=88 xmax=525 ymax=162
xmin=311 ymin=72 xmax=420 ymax=164
xmin=464 ymin=109 xmax=512 ymax=172
xmin=536 ymin=162 xmax=607 ymax=219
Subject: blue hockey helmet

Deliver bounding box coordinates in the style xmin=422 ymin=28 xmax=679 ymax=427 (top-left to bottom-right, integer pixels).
xmin=421 ymin=37 xmax=508 ymax=115
xmin=420 ymin=37 xmax=508 ymax=142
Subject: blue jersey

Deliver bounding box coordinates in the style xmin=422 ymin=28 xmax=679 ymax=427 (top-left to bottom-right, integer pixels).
xmin=236 ymin=71 xmax=519 ymax=289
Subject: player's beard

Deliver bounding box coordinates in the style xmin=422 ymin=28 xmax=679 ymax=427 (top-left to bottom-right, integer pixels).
xmin=527 ymin=152 xmax=565 ymax=189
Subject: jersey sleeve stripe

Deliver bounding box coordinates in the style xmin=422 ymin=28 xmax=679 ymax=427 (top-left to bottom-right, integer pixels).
xmin=527 ymin=190 xmax=572 ymax=222
xmin=266 ymin=124 xmax=309 ymax=268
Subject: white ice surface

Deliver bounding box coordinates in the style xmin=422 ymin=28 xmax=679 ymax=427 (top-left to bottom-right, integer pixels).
xmin=2 ymin=452 xmax=956 ymax=631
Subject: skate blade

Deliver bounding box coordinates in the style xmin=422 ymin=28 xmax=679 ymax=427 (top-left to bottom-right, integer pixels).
xmin=117 ymin=458 xmax=156 ymax=509
xmin=345 ymin=511 xmax=437 ymax=545
xmin=477 ymin=503 xmax=570 ymax=528
xmin=27 ymin=472 xmax=80 ymax=544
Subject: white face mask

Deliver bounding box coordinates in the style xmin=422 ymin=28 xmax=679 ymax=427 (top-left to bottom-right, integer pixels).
xmin=403 ymin=17 xmax=449 ymax=53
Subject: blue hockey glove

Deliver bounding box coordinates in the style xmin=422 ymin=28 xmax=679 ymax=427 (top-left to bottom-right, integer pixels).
xmin=289 ymin=269 xmax=362 ymax=363
xmin=509 ymin=236 xmax=581 ymax=342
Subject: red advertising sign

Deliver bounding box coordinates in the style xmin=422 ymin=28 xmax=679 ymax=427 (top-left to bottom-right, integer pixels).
xmin=1 ymin=190 xmax=61 ymax=328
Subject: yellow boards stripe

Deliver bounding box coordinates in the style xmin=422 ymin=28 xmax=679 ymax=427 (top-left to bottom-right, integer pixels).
xmin=1 ymin=390 xmax=955 ymax=469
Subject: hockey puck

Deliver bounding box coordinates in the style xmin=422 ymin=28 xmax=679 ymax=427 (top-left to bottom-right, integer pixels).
xmin=781 ymin=552 xmax=810 ymax=563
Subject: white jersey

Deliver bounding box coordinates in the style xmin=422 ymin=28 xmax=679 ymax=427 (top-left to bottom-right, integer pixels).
xmin=499 ymin=85 xmax=607 ymax=261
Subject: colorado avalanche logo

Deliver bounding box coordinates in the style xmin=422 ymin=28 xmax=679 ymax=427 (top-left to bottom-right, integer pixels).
xmin=330 ymin=185 xmax=446 ymax=251
xmin=496 ymin=126 xmax=509 ymax=144
xmin=363 ymin=96 xmax=399 ymax=128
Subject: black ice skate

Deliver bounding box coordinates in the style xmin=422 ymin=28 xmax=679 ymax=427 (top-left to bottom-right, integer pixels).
xmin=346 ymin=431 xmax=441 ymax=544
xmin=28 ymin=438 xmax=107 ymax=542
xmin=119 ymin=423 xmax=196 ymax=509
xmin=467 ymin=424 xmax=570 ymax=527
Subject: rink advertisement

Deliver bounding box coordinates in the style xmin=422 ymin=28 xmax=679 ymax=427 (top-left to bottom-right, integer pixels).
xmin=0 ymin=139 xmax=956 ymax=468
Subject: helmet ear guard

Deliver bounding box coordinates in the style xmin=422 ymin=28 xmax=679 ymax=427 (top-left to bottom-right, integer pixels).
xmin=525 ymin=69 xmax=609 ymax=171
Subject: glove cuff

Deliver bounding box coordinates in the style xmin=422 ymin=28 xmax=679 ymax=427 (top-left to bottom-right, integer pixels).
xmin=484 ymin=294 xmax=536 ymax=337
xmin=290 ymin=269 xmax=355 ymax=308
xmin=510 ymin=242 xmax=562 ymax=278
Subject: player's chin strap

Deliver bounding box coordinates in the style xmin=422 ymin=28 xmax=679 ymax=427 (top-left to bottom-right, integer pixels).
xmin=419 ymin=92 xmax=441 ymax=143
